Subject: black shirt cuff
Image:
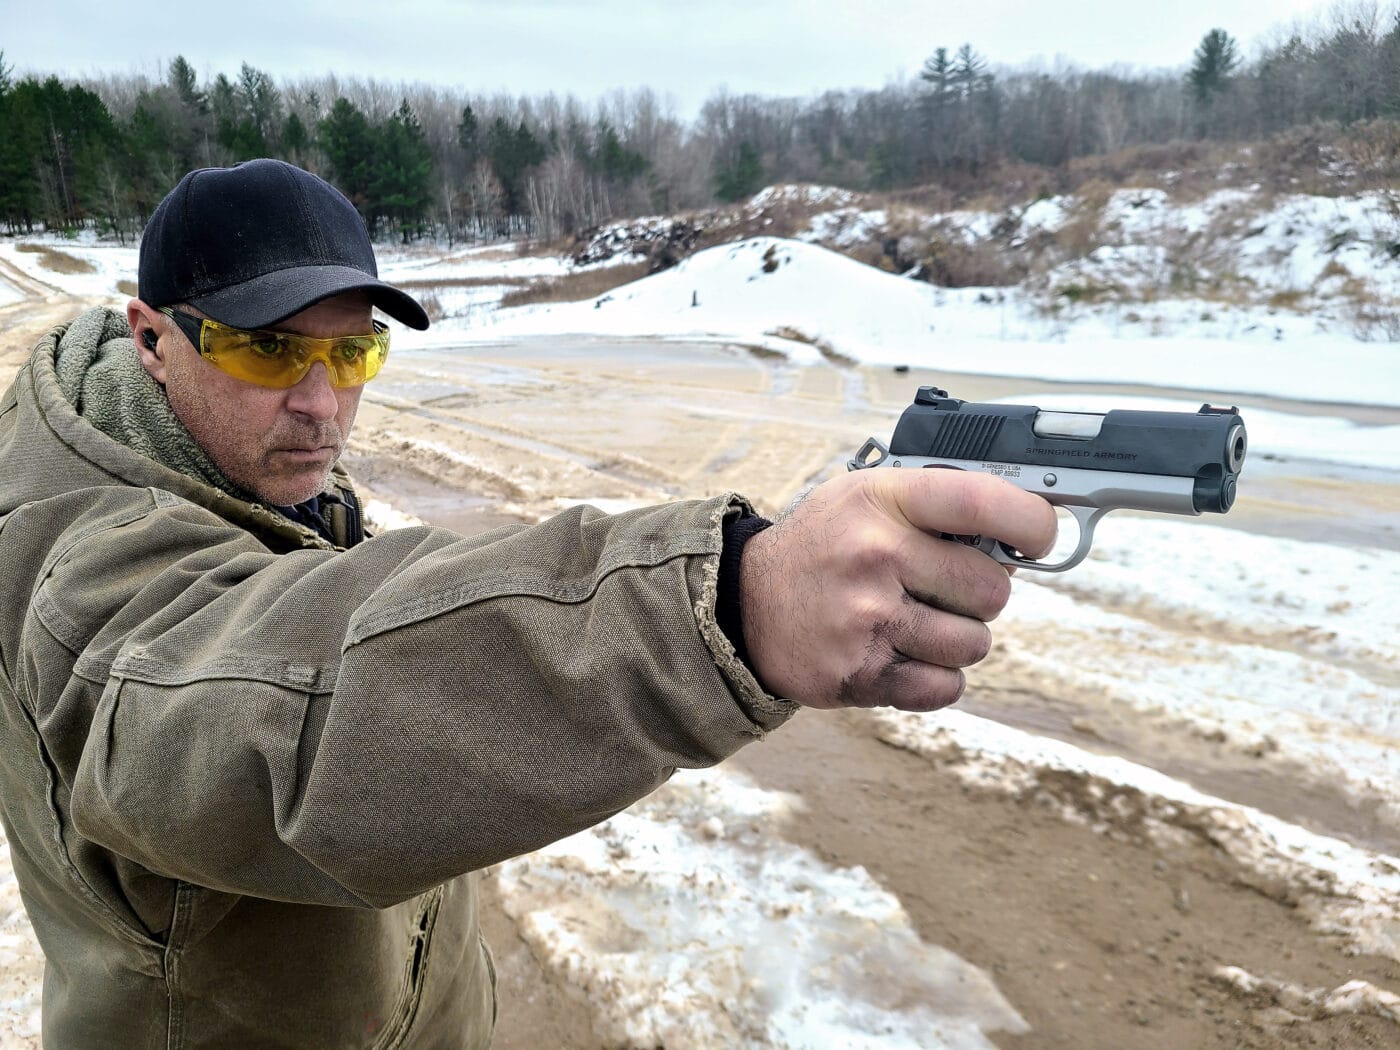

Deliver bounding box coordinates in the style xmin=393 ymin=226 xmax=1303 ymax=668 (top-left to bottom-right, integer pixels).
xmin=717 ymin=512 xmax=773 ymax=672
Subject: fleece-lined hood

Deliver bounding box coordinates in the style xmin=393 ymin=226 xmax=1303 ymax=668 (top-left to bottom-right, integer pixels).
xmin=3 ymin=307 xmax=357 ymax=552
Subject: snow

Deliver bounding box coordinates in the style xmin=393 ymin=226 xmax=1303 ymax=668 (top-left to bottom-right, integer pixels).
xmin=416 ymin=222 xmax=1400 ymax=406
xmin=1023 ymin=515 xmax=1399 ymax=674
xmin=439 ymin=237 xmax=941 ymax=360
xmin=804 ymin=207 xmax=890 ymax=247
xmin=1000 ymin=560 xmax=1400 ymax=818
xmin=748 ymin=184 xmax=859 ymax=211
xmin=0 ymin=232 xmax=138 ymax=306
xmin=871 ymin=710 xmax=1400 ymax=963
xmin=376 ymin=243 xmax=579 ymax=282
xmin=497 ymin=767 xmax=1028 ymax=1049
xmin=1213 ymin=966 xmax=1400 ymax=1024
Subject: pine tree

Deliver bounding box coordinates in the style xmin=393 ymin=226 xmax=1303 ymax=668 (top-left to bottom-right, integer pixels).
xmin=238 ymin=63 xmax=282 ymax=153
xmin=168 ymin=56 xmax=205 ymax=112
xmin=373 ymin=100 xmax=433 ymax=242
xmin=317 ymin=97 xmax=375 ymax=221
xmin=121 ymin=100 xmax=183 ymax=218
xmin=0 ymin=53 xmax=40 ymax=230
xmin=953 ymin=44 xmax=989 ymax=94
xmin=1186 ymin=29 xmax=1241 ymax=138
xmin=3 ymin=77 xmax=120 ymax=229
xmin=282 ymin=111 xmax=309 ymax=167
xmin=919 ymin=48 xmax=955 ymax=99
xmin=714 ymin=140 xmax=763 ymax=202
xmin=595 ymin=121 xmax=647 ymax=184
xmin=457 ymin=105 xmax=479 ymax=165
xmin=484 ymin=117 xmax=546 ymax=221
xmin=1381 ymin=14 xmax=1400 ymax=116
xmin=918 ymin=46 xmax=955 ymax=170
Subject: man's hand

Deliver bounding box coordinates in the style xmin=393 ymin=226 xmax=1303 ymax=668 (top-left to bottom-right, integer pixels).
xmin=739 ymin=468 xmax=1057 ymax=712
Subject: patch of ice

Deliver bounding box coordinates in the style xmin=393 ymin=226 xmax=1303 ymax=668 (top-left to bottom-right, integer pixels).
xmin=994 ymin=577 xmax=1400 ymax=812
xmin=497 ymin=767 xmax=1028 ymax=1049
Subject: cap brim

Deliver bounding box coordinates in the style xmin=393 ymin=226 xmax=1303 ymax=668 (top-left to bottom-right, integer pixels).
xmin=189 ymin=264 xmax=431 ymax=330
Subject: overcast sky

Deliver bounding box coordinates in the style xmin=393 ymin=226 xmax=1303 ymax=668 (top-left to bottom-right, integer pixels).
xmin=3 ymin=0 xmax=1357 ymax=117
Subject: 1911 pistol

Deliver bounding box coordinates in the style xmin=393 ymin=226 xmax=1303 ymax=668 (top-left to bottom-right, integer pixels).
xmin=848 ymin=387 xmax=1248 ymax=572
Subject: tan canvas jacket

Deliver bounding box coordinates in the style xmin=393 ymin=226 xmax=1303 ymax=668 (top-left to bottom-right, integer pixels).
xmin=0 ymin=313 xmax=794 ymax=1048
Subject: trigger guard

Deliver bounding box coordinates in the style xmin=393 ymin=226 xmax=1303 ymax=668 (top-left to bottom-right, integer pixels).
xmin=991 ymin=506 xmax=1107 ymax=573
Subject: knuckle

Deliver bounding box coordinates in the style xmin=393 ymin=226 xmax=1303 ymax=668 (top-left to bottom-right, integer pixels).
xmin=850 ymin=594 xmax=890 ymax=632
xmin=848 ymin=523 xmax=901 ymax=575
xmin=967 ymin=622 xmax=994 ymax=665
xmin=933 ymin=616 xmax=991 ymax=668
xmin=949 ymin=474 xmax=988 ymax=527
xmin=855 ymin=661 xmax=965 ymax=712
xmin=982 ymin=566 xmax=1013 ymax=613
xmin=943 ymin=549 xmax=1011 ymax=619
xmin=917 ymin=668 xmax=966 ymax=710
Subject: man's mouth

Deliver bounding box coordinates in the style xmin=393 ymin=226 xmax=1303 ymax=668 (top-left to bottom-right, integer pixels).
xmin=277 ymin=445 xmax=335 ymax=461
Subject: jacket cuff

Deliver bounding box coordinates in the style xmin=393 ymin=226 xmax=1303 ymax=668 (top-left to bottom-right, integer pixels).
xmin=694 ymin=497 xmax=799 ymax=732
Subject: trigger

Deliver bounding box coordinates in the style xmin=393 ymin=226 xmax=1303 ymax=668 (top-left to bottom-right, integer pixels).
xmin=995 ymin=505 xmax=1104 ymax=573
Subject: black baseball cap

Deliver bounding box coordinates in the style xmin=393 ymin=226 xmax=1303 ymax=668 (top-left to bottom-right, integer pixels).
xmin=138 ymin=158 xmax=430 ymax=330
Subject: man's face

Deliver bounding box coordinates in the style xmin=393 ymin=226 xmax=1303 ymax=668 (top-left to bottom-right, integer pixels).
xmin=138 ymin=293 xmax=371 ymax=506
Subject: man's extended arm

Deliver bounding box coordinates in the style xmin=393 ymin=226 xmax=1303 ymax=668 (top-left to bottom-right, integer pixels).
xmin=17 ymin=493 xmax=766 ymax=909
xmin=19 ymin=470 xmax=1050 ymax=910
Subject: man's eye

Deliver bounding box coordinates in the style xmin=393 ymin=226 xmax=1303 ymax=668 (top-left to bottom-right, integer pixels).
xmin=249 ymin=337 xmax=283 ymax=358
xmin=339 ymin=341 xmax=366 ymax=361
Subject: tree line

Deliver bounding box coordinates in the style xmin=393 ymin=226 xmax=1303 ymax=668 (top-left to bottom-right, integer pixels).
xmin=3 ymin=4 xmax=1400 ymax=242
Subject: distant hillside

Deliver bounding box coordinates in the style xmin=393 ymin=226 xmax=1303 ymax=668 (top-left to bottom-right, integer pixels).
xmin=564 ymin=176 xmax=1400 ymax=343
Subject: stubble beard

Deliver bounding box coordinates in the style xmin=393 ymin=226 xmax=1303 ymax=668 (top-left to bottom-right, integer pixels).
xmin=255 ymin=420 xmax=345 ymax=505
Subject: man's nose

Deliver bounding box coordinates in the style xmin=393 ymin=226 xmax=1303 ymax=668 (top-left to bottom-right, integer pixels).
xmin=285 ymin=361 xmax=340 ymax=420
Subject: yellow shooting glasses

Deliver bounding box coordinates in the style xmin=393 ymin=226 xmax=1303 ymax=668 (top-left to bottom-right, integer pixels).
xmin=160 ymin=308 xmax=389 ymax=389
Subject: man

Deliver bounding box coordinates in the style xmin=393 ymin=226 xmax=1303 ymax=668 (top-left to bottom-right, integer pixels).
xmin=0 ymin=159 xmax=1054 ymax=1048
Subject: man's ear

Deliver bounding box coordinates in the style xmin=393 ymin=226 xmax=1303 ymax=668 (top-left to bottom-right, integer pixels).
xmin=127 ymin=299 xmax=169 ymax=385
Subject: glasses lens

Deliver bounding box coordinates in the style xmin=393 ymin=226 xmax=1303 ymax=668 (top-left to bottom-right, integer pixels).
xmin=322 ymin=326 xmax=389 ymax=386
xmin=188 ymin=317 xmax=389 ymax=389
xmin=204 ymin=327 xmax=303 ymax=387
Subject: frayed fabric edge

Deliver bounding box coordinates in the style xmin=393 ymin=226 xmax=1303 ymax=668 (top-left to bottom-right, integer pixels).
xmin=694 ymin=494 xmax=801 ymax=734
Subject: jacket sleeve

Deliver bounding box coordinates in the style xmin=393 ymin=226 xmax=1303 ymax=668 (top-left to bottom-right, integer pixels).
xmin=27 ymin=490 xmax=797 ymax=908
